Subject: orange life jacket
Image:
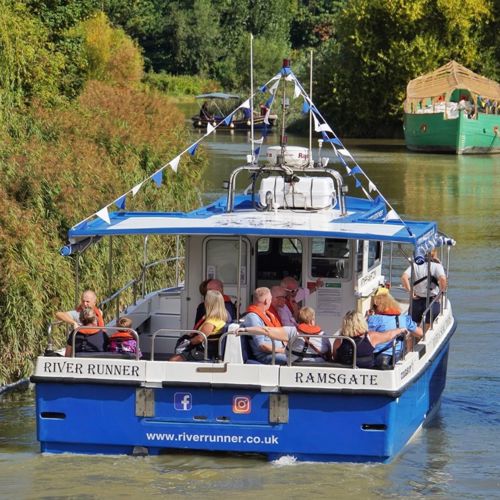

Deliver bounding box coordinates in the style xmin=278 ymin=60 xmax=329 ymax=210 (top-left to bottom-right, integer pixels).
xmin=109 ymin=329 xmax=134 ymax=341
xmin=245 ymin=305 xmax=281 ymax=327
xmin=77 ymin=327 xmax=102 ymax=335
xmin=76 ymin=305 xmax=104 ymax=327
xmin=267 ymin=305 xmax=283 ymax=326
xmin=297 ymin=323 xmax=322 ymax=335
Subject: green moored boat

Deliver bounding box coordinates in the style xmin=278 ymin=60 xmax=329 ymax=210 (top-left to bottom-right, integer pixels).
xmin=404 ymin=61 xmax=500 ymax=154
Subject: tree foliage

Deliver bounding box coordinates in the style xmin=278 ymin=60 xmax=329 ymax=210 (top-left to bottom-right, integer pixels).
xmin=313 ymin=0 xmax=495 ymax=137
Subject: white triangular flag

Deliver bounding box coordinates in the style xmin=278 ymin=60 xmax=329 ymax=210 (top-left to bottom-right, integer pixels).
xmin=270 ymin=80 xmax=280 ymax=95
xmin=285 ymin=74 xmax=294 ymax=81
xmin=338 ymin=148 xmax=353 ymax=159
xmin=206 ymin=122 xmax=215 ymax=135
xmin=169 ymin=155 xmax=181 ymax=173
xmin=240 ymin=99 xmax=251 ymax=109
xmin=294 ymin=80 xmax=301 ymax=99
xmin=385 ymin=209 xmax=399 ymax=221
xmin=317 ymin=123 xmax=333 ymax=133
xmin=368 ymin=181 xmax=376 ymax=192
xmin=312 ymin=113 xmax=321 ymax=131
xmin=96 ymin=206 xmax=110 ymax=225
xmin=345 ymin=166 xmax=351 ymax=174
xmin=132 ymin=181 xmax=144 ymax=196
xmin=254 ymin=137 xmax=264 ymax=144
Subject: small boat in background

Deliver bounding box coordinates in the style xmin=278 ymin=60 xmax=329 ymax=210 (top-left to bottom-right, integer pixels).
xmin=191 ymin=92 xmax=277 ymax=130
xmin=404 ymin=61 xmax=500 ymax=154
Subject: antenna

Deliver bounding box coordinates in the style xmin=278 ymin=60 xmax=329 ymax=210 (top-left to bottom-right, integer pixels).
xmin=249 ymin=33 xmax=255 ymax=163
xmin=309 ymin=50 xmax=313 ymax=167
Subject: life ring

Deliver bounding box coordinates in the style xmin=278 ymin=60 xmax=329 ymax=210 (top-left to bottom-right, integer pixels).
xmin=420 ymin=123 xmax=428 ymax=133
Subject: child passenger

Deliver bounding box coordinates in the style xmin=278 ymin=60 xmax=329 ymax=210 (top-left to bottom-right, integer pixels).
xmin=108 ymin=316 xmax=141 ymax=357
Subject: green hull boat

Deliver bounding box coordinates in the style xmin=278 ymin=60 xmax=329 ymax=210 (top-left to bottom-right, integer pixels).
xmin=404 ymin=111 xmax=500 ymax=154
xmin=404 ymin=61 xmax=500 ymax=155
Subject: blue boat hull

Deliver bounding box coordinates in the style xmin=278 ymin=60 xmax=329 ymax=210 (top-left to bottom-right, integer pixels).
xmin=34 ymin=337 xmax=451 ymax=463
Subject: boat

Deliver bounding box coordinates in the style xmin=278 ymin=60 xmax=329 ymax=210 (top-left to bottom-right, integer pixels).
xmin=404 ymin=61 xmax=500 ymax=154
xmin=191 ymin=92 xmax=277 ymax=130
xmin=31 ymin=60 xmax=457 ymax=463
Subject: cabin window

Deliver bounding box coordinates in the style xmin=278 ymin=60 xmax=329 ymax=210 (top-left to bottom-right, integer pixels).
xmin=256 ymin=237 xmax=302 ymax=285
xmin=368 ymin=241 xmax=381 ymax=269
xmin=310 ymin=238 xmax=350 ymax=278
xmin=205 ymin=239 xmax=248 ymax=285
xmin=355 ymin=241 xmax=364 ymax=273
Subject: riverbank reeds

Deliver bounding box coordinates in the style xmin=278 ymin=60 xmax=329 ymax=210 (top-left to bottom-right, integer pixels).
xmin=0 ymin=82 xmax=206 ymax=385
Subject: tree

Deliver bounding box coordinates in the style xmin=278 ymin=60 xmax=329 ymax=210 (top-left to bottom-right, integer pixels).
xmin=313 ymin=0 xmax=494 ymax=137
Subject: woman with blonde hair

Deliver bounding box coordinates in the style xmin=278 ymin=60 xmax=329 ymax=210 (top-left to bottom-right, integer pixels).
xmin=170 ymin=290 xmax=229 ymax=361
xmin=368 ymin=289 xmax=423 ymax=369
xmin=334 ymin=311 xmax=407 ymax=368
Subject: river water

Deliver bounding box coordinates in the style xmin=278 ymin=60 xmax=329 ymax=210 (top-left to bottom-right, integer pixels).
xmin=1 ymin=129 xmax=499 ymax=499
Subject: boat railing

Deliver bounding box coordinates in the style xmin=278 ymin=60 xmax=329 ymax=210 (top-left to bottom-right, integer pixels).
xmin=70 ymin=326 xmax=141 ymax=361
xmin=99 ymin=255 xmax=184 ymax=323
xmin=150 ymin=329 xmax=207 ymax=361
xmin=418 ymin=290 xmax=445 ymax=339
xmin=228 ymin=330 xmax=279 ymax=364
xmin=226 ymin=164 xmax=346 ymax=214
xmin=289 ymin=334 xmax=357 ymax=368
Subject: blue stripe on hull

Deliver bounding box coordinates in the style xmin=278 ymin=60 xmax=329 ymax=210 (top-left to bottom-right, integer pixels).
xmin=35 ymin=342 xmax=450 ymax=462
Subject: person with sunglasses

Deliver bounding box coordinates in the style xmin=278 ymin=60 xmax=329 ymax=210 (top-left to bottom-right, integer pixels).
xmin=279 ymin=276 xmax=324 ymax=326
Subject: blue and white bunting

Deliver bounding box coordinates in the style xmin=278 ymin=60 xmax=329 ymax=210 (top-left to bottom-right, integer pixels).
xmin=188 ymin=143 xmax=199 ymax=156
xmin=152 ymin=170 xmax=163 ymax=187
xmin=206 ymin=122 xmax=215 ymax=135
xmin=169 ymin=155 xmax=180 ymax=173
xmin=132 ymin=181 xmax=144 ymax=197
xmin=384 ymin=209 xmax=399 ymax=222
xmin=96 ymin=207 xmax=110 ymax=225
xmin=115 ymin=195 xmax=126 ymax=210
xmin=239 ymin=99 xmax=251 ymax=109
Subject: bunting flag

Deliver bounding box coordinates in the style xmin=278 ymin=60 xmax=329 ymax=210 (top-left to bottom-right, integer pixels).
xmin=169 ymin=155 xmax=180 ymax=173
xmin=207 ymin=122 xmax=215 ymax=135
xmin=240 ymin=99 xmax=251 ymax=109
xmin=223 ymin=114 xmax=232 ymax=126
xmin=115 ymin=195 xmax=126 ymax=210
xmin=302 ymin=100 xmax=310 ymax=113
xmin=316 ymin=123 xmax=333 ymax=133
xmin=350 ymin=165 xmax=362 ymax=175
xmin=255 ymin=146 xmax=261 ymax=155
xmin=152 ymin=170 xmax=163 ymax=187
xmin=132 ymin=181 xmax=144 ymax=196
xmin=254 ymin=137 xmax=264 ymax=145
xmin=312 ymin=113 xmax=321 ymax=131
xmin=264 ymin=108 xmax=271 ymax=125
xmin=96 ymin=207 xmax=110 ymax=225
xmin=345 ymin=166 xmax=351 ymax=174
xmin=368 ymin=181 xmax=376 ymax=192
xmin=384 ymin=209 xmax=400 ymax=222
xmin=355 ymin=178 xmax=362 ymax=188
xmin=338 ymin=149 xmax=353 ymax=160
xmin=259 ymin=84 xmax=268 ymax=93
xmin=269 ymin=80 xmax=280 ymax=95
xmin=188 ymin=143 xmax=199 ymax=156
xmin=294 ymin=80 xmax=301 ymax=99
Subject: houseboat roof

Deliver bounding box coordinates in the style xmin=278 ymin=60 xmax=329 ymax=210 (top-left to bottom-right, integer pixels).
xmin=406 ymin=60 xmax=500 ymax=100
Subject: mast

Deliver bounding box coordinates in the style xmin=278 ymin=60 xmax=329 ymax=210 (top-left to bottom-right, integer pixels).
xmin=249 ymin=33 xmax=255 ymax=163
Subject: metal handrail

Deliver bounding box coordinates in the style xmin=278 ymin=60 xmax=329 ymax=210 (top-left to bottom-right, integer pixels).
xmin=419 ymin=291 xmax=444 ymax=338
xmin=98 ymin=255 xmax=185 ymax=322
xmin=70 ymin=326 xmax=140 ymax=360
xmin=151 ymin=328 xmax=207 ymax=361
xmin=288 ymin=333 xmax=356 ymax=368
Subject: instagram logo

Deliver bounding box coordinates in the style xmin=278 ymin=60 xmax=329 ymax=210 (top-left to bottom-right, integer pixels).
xmin=232 ymin=395 xmax=251 ymax=414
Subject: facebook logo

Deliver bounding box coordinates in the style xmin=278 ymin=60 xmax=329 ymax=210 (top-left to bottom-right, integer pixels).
xmin=174 ymin=392 xmax=192 ymax=411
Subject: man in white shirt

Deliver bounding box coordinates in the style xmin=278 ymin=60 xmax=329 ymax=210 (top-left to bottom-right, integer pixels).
xmin=401 ymin=250 xmax=447 ymax=324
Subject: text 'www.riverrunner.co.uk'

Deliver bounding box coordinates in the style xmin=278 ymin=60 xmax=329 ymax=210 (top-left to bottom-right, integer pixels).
xmin=146 ymin=432 xmax=279 ymax=445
